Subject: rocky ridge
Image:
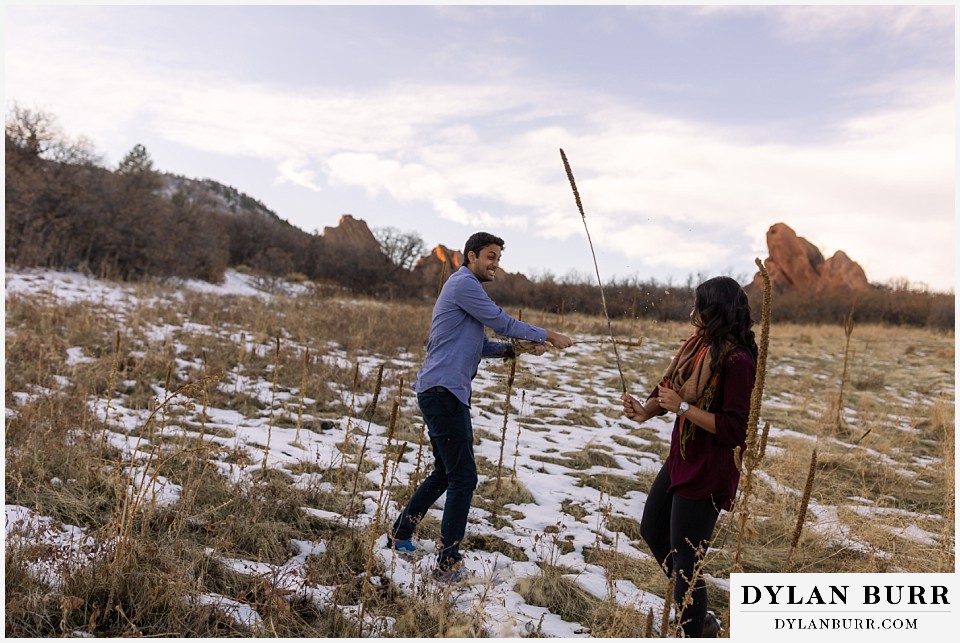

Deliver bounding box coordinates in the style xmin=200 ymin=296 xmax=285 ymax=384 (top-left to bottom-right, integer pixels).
xmin=751 ymin=223 xmax=871 ymax=294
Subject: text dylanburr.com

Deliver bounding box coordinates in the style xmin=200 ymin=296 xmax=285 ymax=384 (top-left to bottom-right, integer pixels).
xmin=730 ymin=573 xmax=956 ymax=640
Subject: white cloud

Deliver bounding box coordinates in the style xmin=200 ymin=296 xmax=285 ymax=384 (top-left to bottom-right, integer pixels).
xmin=275 ymin=158 xmax=322 ymax=193
xmin=4 ymin=9 xmax=953 ymax=290
xmin=774 ymin=5 xmax=952 ymax=44
xmin=695 ymin=5 xmax=953 ymax=44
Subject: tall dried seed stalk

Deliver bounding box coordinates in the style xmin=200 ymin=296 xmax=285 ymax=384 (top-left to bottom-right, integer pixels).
xmin=675 ymin=542 xmax=710 ymax=636
xmin=512 ymin=390 xmax=526 ymax=479
xmin=644 ymin=607 xmax=655 ymax=638
xmin=337 ymin=362 xmax=362 ymax=490
xmin=262 ymin=335 xmax=281 ymax=471
xmin=733 ymin=257 xmax=771 ymax=571
xmin=936 ymin=401 xmax=955 ymax=570
xmin=374 ymin=398 xmax=402 ymax=529
xmin=757 ymin=421 xmax=771 ymax=463
xmin=495 ymin=353 xmax=518 ymax=500
xmin=115 ymin=379 xmax=209 ymax=558
xmin=660 ymin=574 xmax=675 ymax=637
xmin=235 ymin=331 xmax=246 ymax=394
xmin=359 ymin=522 xmax=379 ymax=637
xmin=295 ymin=347 xmax=308 ymax=445
xmin=786 ymin=447 xmax=818 ymax=571
xmin=836 ymin=305 xmax=856 ymax=433
xmin=100 ymin=329 xmax=122 ymax=453
xmin=350 ymin=363 xmax=385 ymax=514
xmin=413 ymin=422 xmax=427 ymax=488
xmin=560 ymin=147 xmax=627 ymax=392
xmin=388 ymin=442 xmax=407 ymax=494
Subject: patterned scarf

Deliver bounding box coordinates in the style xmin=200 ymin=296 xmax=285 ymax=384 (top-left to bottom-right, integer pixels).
xmin=660 ymin=333 xmax=727 ymax=458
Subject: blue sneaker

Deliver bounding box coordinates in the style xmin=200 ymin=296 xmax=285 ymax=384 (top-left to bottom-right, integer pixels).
xmin=385 ymin=537 xmax=417 ymax=553
xmin=432 ymin=565 xmax=466 ymax=584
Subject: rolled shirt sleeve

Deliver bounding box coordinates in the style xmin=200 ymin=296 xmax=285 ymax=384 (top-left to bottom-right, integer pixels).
xmin=712 ymin=352 xmax=755 ymax=448
xmin=415 ymin=266 xmax=546 ymax=406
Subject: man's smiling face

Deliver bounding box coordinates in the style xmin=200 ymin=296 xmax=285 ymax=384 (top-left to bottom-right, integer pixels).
xmin=468 ymin=244 xmax=502 ymax=283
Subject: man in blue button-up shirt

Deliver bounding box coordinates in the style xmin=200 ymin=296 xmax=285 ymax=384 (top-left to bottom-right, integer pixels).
xmin=388 ymin=232 xmax=573 ymax=581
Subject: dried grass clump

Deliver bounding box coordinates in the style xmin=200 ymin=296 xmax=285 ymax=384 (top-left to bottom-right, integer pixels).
xmin=588 ymin=601 xmax=655 ymax=637
xmin=574 ymin=473 xmax=647 ymax=497
xmin=388 ymin=593 xmax=480 ymax=638
xmin=477 ymin=476 xmax=536 ymax=507
xmin=560 ymin=499 xmax=590 ymax=521
xmin=5 ymin=398 xmax=115 ymax=528
xmin=515 ymin=564 xmax=602 ymax=627
xmin=5 ymin=268 xmax=954 ymax=637
xmin=463 ymin=533 xmax=529 ymax=562
xmin=563 ymin=445 xmax=621 ymax=470
xmin=604 ymin=515 xmax=643 ymax=541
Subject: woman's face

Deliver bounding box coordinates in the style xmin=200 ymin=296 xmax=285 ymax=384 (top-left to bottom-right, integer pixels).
xmin=690 ymin=305 xmax=702 ymax=327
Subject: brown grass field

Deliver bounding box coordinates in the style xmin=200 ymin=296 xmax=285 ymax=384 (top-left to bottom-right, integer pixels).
xmin=4 ymin=270 xmax=955 ymax=637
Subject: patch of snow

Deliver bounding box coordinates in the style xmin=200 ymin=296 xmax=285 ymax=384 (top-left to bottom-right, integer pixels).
xmin=188 ymin=592 xmax=263 ymax=629
xmin=5 ymin=505 xmax=109 ymax=590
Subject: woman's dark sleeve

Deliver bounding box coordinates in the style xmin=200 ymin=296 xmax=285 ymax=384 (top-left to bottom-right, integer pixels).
xmin=713 ymin=352 xmax=756 ymax=448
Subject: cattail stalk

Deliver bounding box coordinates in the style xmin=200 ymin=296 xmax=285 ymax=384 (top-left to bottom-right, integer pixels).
xmin=349 ymin=363 xmax=384 ymax=517
xmin=374 ymin=398 xmax=401 ymax=529
xmin=262 ymin=335 xmax=280 ymax=472
xmin=412 ymin=422 xmax=427 ymax=488
xmin=360 ymin=393 xmax=401 ymax=635
xmin=359 ymin=527 xmax=377 ymax=637
xmin=757 ymin=421 xmax=771 ymax=464
xmin=836 ymin=305 xmax=856 ymax=433
xmin=660 ymin=574 xmax=675 ymax=638
xmin=560 ymin=148 xmax=627 ymax=392
xmin=675 ymin=543 xmax=710 ymax=636
xmin=643 ymin=607 xmax=655 ymax=638
xmin=512 ymin=391 xmax=526 ymax=479
xmin=337 ymin=362 xmax=361 ymax=490
xmin=295 ymin=347 xmax=308 ymax=446
xmin=388 ymin=442 xmax=407 ymax=494
xmin=115 ymin=379 xmax=207 ymax=557
xmin=734 ymin=258 xmax=772 ymax=571
xmin=100 ymin=329 xmax=122 ymax=453
xmin=594 ymin=480 xmax=610 ymax=552
xmin=495 ymin=349 xmax=519 ymax=500
xmin=235 ymin=331 xmax=246 ymax=394
xmin=786 ymin=447 xmax=818 ymax=571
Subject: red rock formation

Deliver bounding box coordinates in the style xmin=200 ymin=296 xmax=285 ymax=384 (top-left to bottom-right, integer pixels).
xmin=412 ymin=243 xmax=534 ymax=299
xmin=414 ymin=244 xmax=464 ymax=294
xmin=752 ymin=223 xmax=870 ymax=293
xmin=819 ymin=250 xmax=871 ymax=291
xmin=322 ymin=214 xmax=382 ymax=254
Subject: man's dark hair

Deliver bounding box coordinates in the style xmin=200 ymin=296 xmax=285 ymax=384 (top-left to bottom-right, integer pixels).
xmin=463 ymin=232 xmax=505 ymax=265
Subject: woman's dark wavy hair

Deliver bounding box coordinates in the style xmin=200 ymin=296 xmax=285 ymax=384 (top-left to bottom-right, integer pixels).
xmin=694 ymin=276 xmax=758 ymax=369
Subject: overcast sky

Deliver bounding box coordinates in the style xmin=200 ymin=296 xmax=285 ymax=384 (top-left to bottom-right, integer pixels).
xmin=4 ymin=3 xmax=955 ymax=292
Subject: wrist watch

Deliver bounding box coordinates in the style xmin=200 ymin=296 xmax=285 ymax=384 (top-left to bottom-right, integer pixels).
xmin=678 ymin=401 xmax=690 ymax=416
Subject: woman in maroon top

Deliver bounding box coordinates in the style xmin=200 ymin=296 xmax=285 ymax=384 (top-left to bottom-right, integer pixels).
xmin=622 ymin=276 xmax=757 ymax=638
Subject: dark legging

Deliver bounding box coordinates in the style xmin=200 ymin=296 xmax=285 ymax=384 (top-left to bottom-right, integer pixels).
xmin=640 ymin=465 xmax=720 ymax=638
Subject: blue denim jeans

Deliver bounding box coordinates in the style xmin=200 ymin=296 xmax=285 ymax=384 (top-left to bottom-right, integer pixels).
xmin=390 ymin=386 xmax=478 ymax=570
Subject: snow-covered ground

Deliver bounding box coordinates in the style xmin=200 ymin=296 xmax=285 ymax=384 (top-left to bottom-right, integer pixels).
xmin=5 ymin=268 xmax=953 ymax=636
